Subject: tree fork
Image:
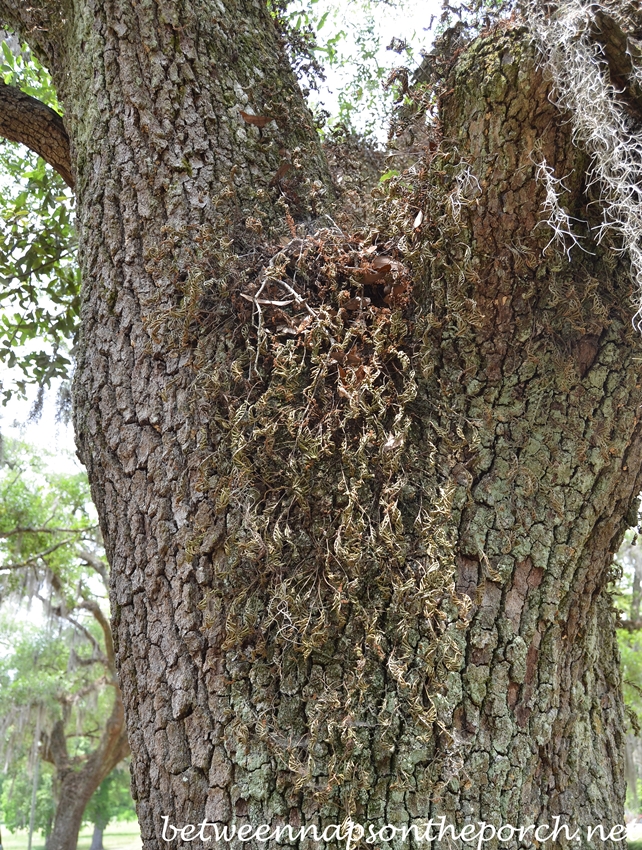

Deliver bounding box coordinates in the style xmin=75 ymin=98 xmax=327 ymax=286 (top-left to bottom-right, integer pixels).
xmin=1 ymin=2 xmax=642 ymax=849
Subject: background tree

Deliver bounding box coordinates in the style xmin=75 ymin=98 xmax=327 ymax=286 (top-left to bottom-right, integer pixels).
xmin=83 ymin=767 xmax=137 ymax=850
xmin=614 ymin=534 xmax=642 ymax=816
xmin=0 ymin=442 xmax=130 ymax=850
xmin=1 ymin=0 xmax=642 ymax=848
xmin=0 ymin=741 xmax=55 ymax=842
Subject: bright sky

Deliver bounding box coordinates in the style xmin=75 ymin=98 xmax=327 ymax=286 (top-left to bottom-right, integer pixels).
xmin=0 ymin=386 xmax=78 ymax=470
xmin=307 ymin=0 xmax=439 ymax=138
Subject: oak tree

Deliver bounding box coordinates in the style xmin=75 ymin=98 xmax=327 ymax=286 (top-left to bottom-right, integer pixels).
xmin=1 ymin=0 xmax=642 ymax=848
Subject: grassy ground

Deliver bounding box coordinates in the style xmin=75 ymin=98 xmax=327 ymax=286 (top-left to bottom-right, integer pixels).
xmin=0 ymin=821 xmax=141 ymax=850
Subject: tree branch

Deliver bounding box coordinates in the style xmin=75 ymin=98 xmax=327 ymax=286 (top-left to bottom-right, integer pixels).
xmin=0 ymin=80 xmax=73 ymax=188
xmin=64 ymin=614 xmax=107 ymax=665
xmin=0 ymin=537 xmax=77 ymax=569
xmin=0 ymin=525 xmax=99 ymax=537
xmin=79 ymin=599 xmax=116 ymax=677
xmin=40 ymin=717 xmax=69 ymax=772
xmin=77 ymin=548 xmax=109 ymax=586
xmin=618 ymin=617 xmax=642 ymax=631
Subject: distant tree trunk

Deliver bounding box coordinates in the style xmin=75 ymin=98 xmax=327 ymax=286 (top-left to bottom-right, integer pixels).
xmin=41 ymin=646 xmax=129 ymax=850
xmin=631 ymin=550 xmax=642 ymax=621
xmin=89 ymin=824 xmax=105 ymax=850
xmin=2 ymin=0 xmax=642 ymax=848
xmin=626 ymin=736 xmax=639 ymax=812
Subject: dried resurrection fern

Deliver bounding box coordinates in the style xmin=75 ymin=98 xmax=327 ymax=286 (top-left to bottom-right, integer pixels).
xmin=141 ymin=195 xmax=478 ymax=806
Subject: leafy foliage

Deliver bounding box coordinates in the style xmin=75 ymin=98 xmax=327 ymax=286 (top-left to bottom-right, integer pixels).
xmin=0 ymin=440 xmax=101 ymax=602
xmin=0 ymin=37 xmax=60 ymax=109
xmin=0 ymin=756 xmax=55 ymax=836
xmin=0 ymin=148 xmax=78 ymax=404
xmin=616 ymin=542 xmax=642 ymax=703
xmin=83 ymin=768 xmax=136 ymax=832
xmin=0 ymin=40 xmax=78 ymax=404
xmin=302 ymin=0 xmax=420 ymax=137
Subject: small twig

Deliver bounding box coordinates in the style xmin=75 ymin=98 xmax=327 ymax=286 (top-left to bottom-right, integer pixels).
xmin=238 ymin=293 xmax=294 ymax=307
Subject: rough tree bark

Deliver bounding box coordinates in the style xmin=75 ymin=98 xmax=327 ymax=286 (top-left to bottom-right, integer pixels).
xmin=1 ymin=1 xmax=642 ymax=849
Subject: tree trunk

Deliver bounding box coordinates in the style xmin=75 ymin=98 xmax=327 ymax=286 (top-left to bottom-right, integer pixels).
xmin=631 ymin=548 xmax=642 ymax=621
xmin=44 ymin=780 xmax=91 ymax=850
xmin=1 ymin=1 xmax=642 ymax=848
xmin=626 ymin=736 xmax=639 ymax=812
xmin=42 ymin=677 xmax=129 ymax=849
xmin=89 ymin=824 xmax=105 ymax=850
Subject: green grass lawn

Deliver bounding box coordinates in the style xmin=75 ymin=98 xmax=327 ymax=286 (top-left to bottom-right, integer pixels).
xmin=0 ymin=820 xmax=141 ymax=850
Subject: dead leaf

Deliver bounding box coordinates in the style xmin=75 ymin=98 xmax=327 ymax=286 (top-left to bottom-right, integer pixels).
xmin=371 ymin=256 xmax=394 ymax=271
xmin=350 ymin=255 xmax=397 ymax=285
xmin=270 ymin=161 xmax=294 ymax=187
xmin=384 ymin=282 xmax=408 ymax=304
xmin=239 ymin=110 xmax=272 ymax=128
xmin=360 ymin=269 xmax=389 ymax=285
xmin=354 ymin=365 xmax=367 ymax=384
xmin=344 ymin=297 xmax=370 ymax=311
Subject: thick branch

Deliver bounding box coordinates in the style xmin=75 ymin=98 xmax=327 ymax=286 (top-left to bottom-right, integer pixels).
xmin=0 ymin=80 xmax=73 ymax=188
xmin=41 ymin=718 xmax=69 ymax=772
xmin=77 ymin=548 xmax=109 ymax=585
